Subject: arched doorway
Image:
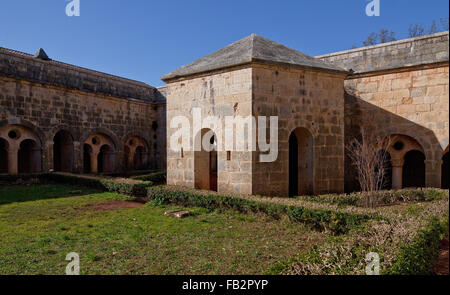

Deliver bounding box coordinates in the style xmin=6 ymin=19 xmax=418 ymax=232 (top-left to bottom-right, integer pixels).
xmin=194 ymin=129 xmax=217 ymax=191
xmin=0 ymin=138 xmax=8 ymax=173
xmin=124 ymin=136 xmax=149 ymax=171
xmin=442 ymin=148 xmax=449 ymax=189
xmin=98 ymin=144 xmax=114 ymax=173
xmin=53 ymin=130 xmax=74 ymax=172
xmin=288 ymin=128 xmax=314 ymax=197
xmin=18 ymin=139 xmax=41 ymax=173
xmin=133 ymin=146 xmax=146 ymax=170
xmin=83 ymin=133 xmax=116 ymax=174
xmin=386 ymin=134 xmax=425 ymax=189
xmin=402 ymin=150 xmax=426 ymax=188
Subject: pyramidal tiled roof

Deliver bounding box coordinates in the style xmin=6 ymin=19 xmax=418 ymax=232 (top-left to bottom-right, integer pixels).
xmin=162 ymin=34 xmax=347 ymax=81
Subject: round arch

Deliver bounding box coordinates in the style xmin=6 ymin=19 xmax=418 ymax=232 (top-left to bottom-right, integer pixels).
xmin=194 ymin=128 xmax=217 ymax=191
xmin=288 ymin=127 xmax=314 ymax=197
xmin=82 ymin=132 xmax=117 ymax=174
xmin=124 ymin=136 xmax=150 ymax=171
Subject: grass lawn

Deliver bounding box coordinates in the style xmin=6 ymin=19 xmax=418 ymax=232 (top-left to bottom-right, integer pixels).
xmin=0 ymin=184 xmax=326 ymax=275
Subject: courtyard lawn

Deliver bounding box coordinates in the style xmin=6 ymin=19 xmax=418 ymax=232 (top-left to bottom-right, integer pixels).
xmin=0 ymin=184 xmax=326 ymax=275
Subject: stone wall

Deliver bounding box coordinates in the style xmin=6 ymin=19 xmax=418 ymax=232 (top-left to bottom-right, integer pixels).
xmin=252 ymin=63 xmax=346 ymax=196
xmin=318 ymin=31 xmax=449 ymax=191
xmin=0 ymin=48 xmax=166 ymax=174
xmin=165 ymin=67 xmax=253 ymax=194
xmin=317 ymin=32 xmax=449 ymax=74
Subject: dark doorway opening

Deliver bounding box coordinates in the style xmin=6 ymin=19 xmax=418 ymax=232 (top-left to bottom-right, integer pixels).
xmin=442 ymin=152 xmax=449 ymax=189
xmin=133 ymin=146 xmax=146 ymax=170
xmin=194 ymin=129 xmax=217 ymax=191
xmin=0 ymin=138 xmax=8 ymax=173
xmin=18 ymin=139 xmax=41 ymax=173
xmin=98 ymin=144 xmax=114 ymax=173
xmin=288 ymin=128 xmax=314 ymax=197
xmin=53 ymin=130 xmax=74 ymax=172
xmin=402 ymin=150 xmax=426 ymax=188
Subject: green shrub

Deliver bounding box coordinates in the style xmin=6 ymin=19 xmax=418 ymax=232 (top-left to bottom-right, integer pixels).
xmin=0 ymin=173 xmax=47 ymax=183
xmin=146 ymin=186 xmax=372 ymax=234
xmin=45 ymin=173 xmax=152 ymax=197
xmin=296 ymin=188 xmax=448 ymax=207
xmin=133 ymin=171 xmax=166 ymax=184
xmin=385 ymin=215 xmax=449 ymax=275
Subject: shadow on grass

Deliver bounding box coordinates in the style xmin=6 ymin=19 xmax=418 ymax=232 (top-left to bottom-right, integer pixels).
xmin=0 ymin=184 xmax=100 ymax=205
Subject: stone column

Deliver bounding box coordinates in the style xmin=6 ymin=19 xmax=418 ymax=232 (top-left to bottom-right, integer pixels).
xmin=90 ymin=152 xmax=98 ymax=174
xmin=391 ymin=158 xmax=404 ymax=189
xmin=8 ymin=148 xmax=18 ymax=175
xmin=45 ymin=141 xmax=53 ymax=173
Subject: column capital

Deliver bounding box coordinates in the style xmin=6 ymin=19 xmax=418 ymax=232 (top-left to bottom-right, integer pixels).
xmin=391 ymin=158 xmax=404 ymax=167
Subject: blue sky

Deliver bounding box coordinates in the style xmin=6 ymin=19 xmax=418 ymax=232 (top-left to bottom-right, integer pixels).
xmin=0 ymin=0 xmax=448 ymax=86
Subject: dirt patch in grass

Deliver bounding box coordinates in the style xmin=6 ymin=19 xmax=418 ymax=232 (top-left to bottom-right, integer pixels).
xmin=435 ymin=235 xmax=449 ymax=275
xmin=79 ymin=200 xmax=144 ymax=212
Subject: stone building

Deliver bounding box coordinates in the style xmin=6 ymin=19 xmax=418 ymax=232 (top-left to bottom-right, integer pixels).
xmin=162 ymin=34 xmax=348 ymax=196
xmin=317 ymin=31 xmax=449 ymax=192
xmin=0 ymin=47 xmax=166 ymax=175
xmin=163 ymin=32 xmax=449 ymax=196
xmin=1 ymin=31 xmax=448 ymax=197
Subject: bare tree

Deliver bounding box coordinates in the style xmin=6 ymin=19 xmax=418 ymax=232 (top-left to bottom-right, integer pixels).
xmin=346 ymin=129 xmax=393 ymax=208
xmin=363 ymin=32 xmax=378 ymax=46
xmin=429 ymin=20 xmax=438 ymax=34
xmin=363 ymin=29 xmax=396 ymax=46
xmin=409 ymin=24 xmax=425 ymax=37
xmin=379 ymin=29 xmax=396 ymax=43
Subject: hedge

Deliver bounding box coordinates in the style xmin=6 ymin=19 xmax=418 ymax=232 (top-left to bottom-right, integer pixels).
xmin=385 ymin=215 xmax=449 ymax=275
xmin=146 ymin=186 xmax=372 ymax=234
xmin=0 ymin=173 xmax=47 ymax=183
xmin=133 ymin=171 xmax=166 ymax=184
xmin=296 ymin=188 xmax=448 ymax=207
xmin=45 ymin=173 xmax=153 ymax=197
xmin=102 ymin=169 xmax=160 ymax=178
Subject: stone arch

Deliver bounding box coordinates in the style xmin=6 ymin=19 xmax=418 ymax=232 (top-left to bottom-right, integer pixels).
xmin=98 ymin=144 xmax=115 ymax=173
xmin=194 ymin=128 xmax=217 ymax=191
xmin=442 ymin=146 xmax=449 ymax=189
xmin=0 ymin=123 xmax=42 ymax=174
xmin=82 ymin=133 xmax=117 ymax=174
xmin=0 ymin=119 xmax=45 ymax=145
xmin=124 ymin=136 xmax=150 ymax=171
xmin=18 ymin=139 xmax=42 ymax=173
xmin=288 ymin=127 xmax=314 ymax=197
xmin=0 ymin=137 xmax=8 ymax=173
xmin=385 ymin=134 xmax=425 ymax=189
xmin=80 ymin=128 xmax=120 ymax=151
xmin=53 ymin=130 xmax=74 ymax=172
